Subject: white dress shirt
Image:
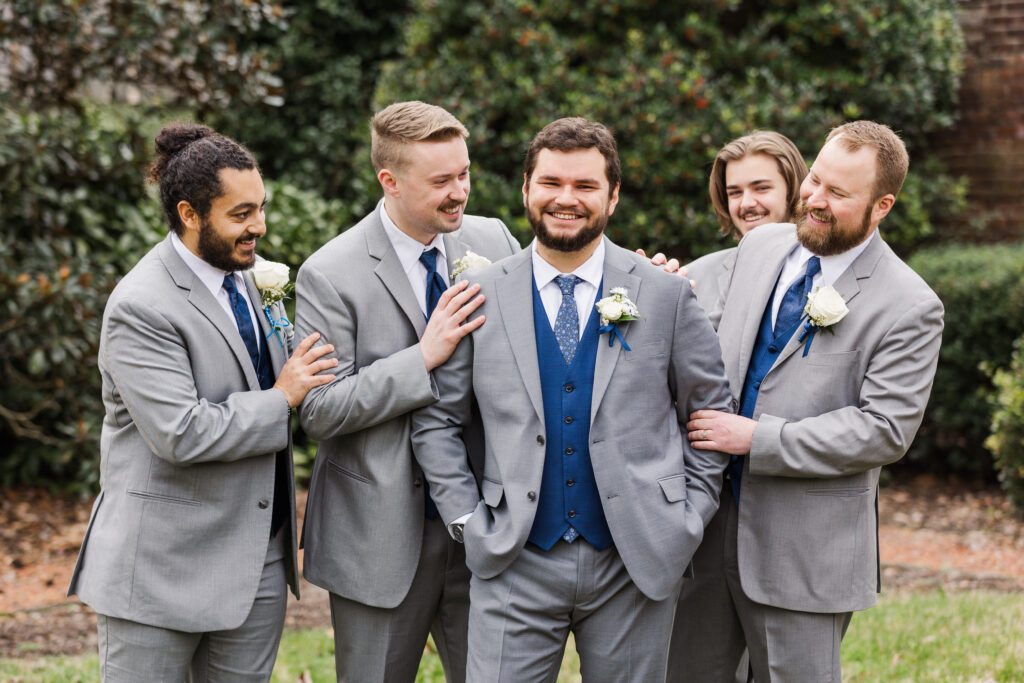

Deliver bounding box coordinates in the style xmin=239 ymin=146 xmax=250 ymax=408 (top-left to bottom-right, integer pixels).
xmin=531 ymin=239 xmax=606 ymax=337
xmin=380 ymin=202 xmax=450 ymax=317
xmin=170 ymin=231 xmax=261 ymax=336
xmin=770 ymin=229 xmax=877 ymax=326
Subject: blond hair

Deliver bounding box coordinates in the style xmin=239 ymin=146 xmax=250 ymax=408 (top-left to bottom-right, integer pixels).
xmin=708 ymin=131 xmax=808 ymax=240
xmin=825 ymin=121 xmax=909 ymax=199
xmin=371 ymin=101 xmax=469 ymax=172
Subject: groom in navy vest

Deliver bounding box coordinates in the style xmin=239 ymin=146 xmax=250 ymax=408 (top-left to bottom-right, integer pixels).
xmin=411 ymin=117 xmax=733 ymax=681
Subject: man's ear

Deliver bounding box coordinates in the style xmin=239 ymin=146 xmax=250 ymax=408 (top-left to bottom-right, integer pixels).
xmin=522 ymin=173 xmax=529 ymax=208
xmin=378 ymin=168 xmax=399 ymax=197
xmin=177 ymin=200 xmax=199 ymax=233
xmin=607 ymin=183 xmax=620 ymax=217
xmin=872 ymin=193 xmax=896 ymax=225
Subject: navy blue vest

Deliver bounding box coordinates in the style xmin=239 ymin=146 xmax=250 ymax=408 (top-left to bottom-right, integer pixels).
xmin=730 ymin=279 xmax=805 ymax=502
xmin=527 ymin=279 xmax=612 ymax=551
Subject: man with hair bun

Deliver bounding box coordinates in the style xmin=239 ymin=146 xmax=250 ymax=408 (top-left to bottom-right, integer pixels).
xmin=295 ymin=100 xmax=520 ymax=681
xmin=68 ymin=123 xmax=336 ymax=681
xmin=677 ymin=121 xmax=944 ymax=681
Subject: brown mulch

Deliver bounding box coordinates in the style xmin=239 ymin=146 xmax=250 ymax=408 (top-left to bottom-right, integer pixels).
xmin=2 ymin=478 xmax=1022 ymax=659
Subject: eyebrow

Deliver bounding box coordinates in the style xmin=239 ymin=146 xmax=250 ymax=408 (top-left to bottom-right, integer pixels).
xmin=429 ymin=165 xmax=471 ymax=181
xmin=726 ymin=178 xmax=775 ymax=188
xmin=228 ymin=196 xmax=267 ymax=213
xmin=537 ymin=174 xmax=601 ymax=185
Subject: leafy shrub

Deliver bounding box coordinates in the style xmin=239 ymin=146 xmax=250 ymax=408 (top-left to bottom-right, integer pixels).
xmin=375 ymin=0 xmax=966 ymax=259
xmin=905 ymin=243 xmax=1024 ymax=480
xmin=986 ymin=334 xmax=1024 ymax=512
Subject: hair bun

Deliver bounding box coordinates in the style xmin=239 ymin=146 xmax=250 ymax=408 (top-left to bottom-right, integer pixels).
xmin=154 ymin=124 xmax=215 ymax=157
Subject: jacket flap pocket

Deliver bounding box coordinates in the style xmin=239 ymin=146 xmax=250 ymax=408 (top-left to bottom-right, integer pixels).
xmin=482 ymin=478 xmax=504 ymax=507
xmin=658 ymin=474 xmax=688 ymax=503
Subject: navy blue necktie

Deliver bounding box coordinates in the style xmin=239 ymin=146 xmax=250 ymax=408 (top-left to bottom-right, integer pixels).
xmin=223 ymin=275 xmax=260 ymax=372
xmin=554 ymin=275 xmax=582 ymax=366
xmin=419 ymin=248 xmax=447 ymax=318
xmin=416 ymin=248 xmax=445 ymax=519
xmin=774 ymin=256 xmax=821 ymax=335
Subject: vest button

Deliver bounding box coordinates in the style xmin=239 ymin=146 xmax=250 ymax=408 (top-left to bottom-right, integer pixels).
xmin=565 ymin=447 xmax=575 ymax=455
xmin=768 ymin=345 xmax=779 ymax=353
xmin=564 ymin=416 xmax=574 ymax=424
xmin=527 ymin=491 xmax=537 ymax=501
xmin=753 ymin=380 xmax=761 ymax=390
xmin=568 ymin=509 xmax=577 ymax=518
xmin=257 ymin=499 xmax=270 ymax=509
xmin=537 ymin=435 xmax=545 ymax=445
xmin=565 ymin=384 xmax=574 ymax=393
xmin=566 ymin=479 xmax=575 ymax=487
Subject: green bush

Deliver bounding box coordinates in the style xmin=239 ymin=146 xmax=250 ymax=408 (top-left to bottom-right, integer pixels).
xmin=375 ymin=0 xmax=966 ymax=259
xmin=905 ymin=243 xmax=1024 ymax=480
xmin=986 ymin=334 xmax=1024 ymax=511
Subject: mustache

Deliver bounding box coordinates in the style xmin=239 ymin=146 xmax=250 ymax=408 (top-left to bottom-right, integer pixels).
xmin=439 ymin=200 xmax=464 ymax=212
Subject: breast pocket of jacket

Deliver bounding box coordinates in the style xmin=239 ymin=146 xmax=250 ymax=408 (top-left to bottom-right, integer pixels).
xmin=796 ymin=348 xmax=862 ymax=408
xmin=623 ymin=338 xmax=667 ymax=362
xmin=481 ymin=477 xmax=505 ymax=509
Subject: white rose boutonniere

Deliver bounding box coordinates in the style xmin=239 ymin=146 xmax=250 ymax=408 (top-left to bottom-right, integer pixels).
xmin=594 ymin=287 xmax=639 ymax=350
xmin=450 ymin=251 xmax=492 ymax=279
xmin=797 ymin=285 xmax=849 ymax=356
xmin=251 ymin=260 xmax=293 ymax=345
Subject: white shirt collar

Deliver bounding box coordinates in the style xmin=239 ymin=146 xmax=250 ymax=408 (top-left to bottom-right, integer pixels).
xmin=170 ymin=231 xmax=236 ymax=299
xmin=380 ymin=201 xmax=448 ymax=277
xmin=791 ymin=228 xmax=877 ymax=288
xmin=530 ymin=238 xmax=605 ymax=290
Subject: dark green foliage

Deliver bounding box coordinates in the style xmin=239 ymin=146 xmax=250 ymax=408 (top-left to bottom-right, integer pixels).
xmin=906 ymin=244 xmax=1024 ymax=480
xmin=376 ymin=0 xmax=965 ymax=258
xmin=0 ymin=106 xmax=159 ymax=491
xmin=211 ymin=0 xmax=412 ymax=205
xmin=987 ymin=334 xmax=1024 ymax=512
xmin=1 ymin=0 xmax=287 ymax=115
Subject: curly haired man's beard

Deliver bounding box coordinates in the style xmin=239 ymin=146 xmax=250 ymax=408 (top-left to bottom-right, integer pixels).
xmin=198 ymin=217 xmax=258 ymax=272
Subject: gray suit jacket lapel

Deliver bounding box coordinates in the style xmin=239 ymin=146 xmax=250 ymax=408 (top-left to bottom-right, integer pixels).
xmin=733 ymin=235 xmax=793 ymax=390
xmin=495 ymin=250 xmax=546 ymax=427
xmin=366 ymin=210 xmax=427 ymax=337
xmin=243 ymin=271 xmax=288 ymax=374
xmin=157 ymin=238 xmax=263 ymax=391
xmin=771 ymin=230 xmax=883 ymax=369
xmin=591 ymin=241 xmax=641 ymax=422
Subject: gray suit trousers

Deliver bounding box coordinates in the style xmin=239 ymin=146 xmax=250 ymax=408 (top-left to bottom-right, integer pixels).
xmin=670 ymin=487 xmax=852 ymax=682
xmin=97 ymin=530 xmax=287 ymax=683
xmin=468 ymin=540 xmax=680 ymax=683
xmin=328 ymin=516 xmax=470 ymax=682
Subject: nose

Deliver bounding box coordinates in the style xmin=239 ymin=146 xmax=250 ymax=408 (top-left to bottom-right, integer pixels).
xmin=451 ymin=177 xmax=469 ymax=202
xmin=801 ymin=181 xmax=825 ymax=208
xmin=557 ymin=183 xmax=577 ymax=206
xmin=252 ymin=209 xmax=268 ymax=235
xmin=739 ymin=189 xmax=758 ymax=210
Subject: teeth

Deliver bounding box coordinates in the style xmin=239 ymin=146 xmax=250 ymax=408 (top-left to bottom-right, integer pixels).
xmin=741 ymin=212 xmax=767 ymax=221
xmin=810 ymin=210 xmax=831 ymax=222
xmin=551 ymin=212 xmax=581 ymax=220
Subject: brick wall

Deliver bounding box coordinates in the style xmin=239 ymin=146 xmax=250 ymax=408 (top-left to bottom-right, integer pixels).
xmin=931 ymin=0 xmax=1024 ymax=241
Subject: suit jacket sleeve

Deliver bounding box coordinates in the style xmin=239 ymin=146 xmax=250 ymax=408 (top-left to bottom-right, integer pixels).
xmin=409 ymin=323 xmax=482 ymax=525
xmin=749 ymin=295 xmax=944 ymax=478
xmin=670 ymin=286 xmax=735 ymax=525
xmin=103 ymin=297 xmax=290 ymax=464
xmin=295 ymin=260 xmax=438 ymax=441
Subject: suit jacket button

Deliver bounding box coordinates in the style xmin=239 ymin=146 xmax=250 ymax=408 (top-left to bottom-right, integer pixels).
xmin=527 ymin=491 xmax=537 ymax=501
xmin=413 ymin=477 xmax=423 ymax=487
xmin=258 ymin=499 xmax=270 ymax=509
xmin=537 ymin=435 xmax=545 ymax=445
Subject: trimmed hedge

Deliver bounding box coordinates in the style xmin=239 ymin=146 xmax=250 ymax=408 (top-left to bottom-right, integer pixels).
xmin=906 ymin=243 xmax=1024 ymax=480
xmin=987 ymin=334 xmax=1024 ymax=511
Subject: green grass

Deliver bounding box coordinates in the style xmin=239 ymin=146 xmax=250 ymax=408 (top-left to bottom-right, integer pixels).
xmin=2 ymin=591 xmax=1022 ymax=681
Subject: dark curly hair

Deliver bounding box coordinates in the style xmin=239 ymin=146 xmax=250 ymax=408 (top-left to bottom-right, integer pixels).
xmin=147 ymin=124 xmax=258 ymax=235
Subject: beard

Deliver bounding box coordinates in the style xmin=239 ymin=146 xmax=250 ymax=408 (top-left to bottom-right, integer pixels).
xmin=794 ymin=199 xmax=874 ymax=257
xmin=527 ymin=202 xmax=608 ymax=253
xmin=197 ymin=216 xmax=258 ymax=272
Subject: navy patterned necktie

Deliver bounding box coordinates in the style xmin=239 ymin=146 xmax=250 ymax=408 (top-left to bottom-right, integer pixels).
xmin=774 ymin=256 xmax=821 ymax=336
xmin=222 ymin=275 xmax=260 ymax=371
xmin=419 ymin=248 xmax=447 ymax=318
xmin=554 ymin=275 xmax=582 ymax=365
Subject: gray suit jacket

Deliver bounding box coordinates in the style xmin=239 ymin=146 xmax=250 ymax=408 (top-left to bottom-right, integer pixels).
xmin=411 ymin=240 xmax=733 ymax=601
xmin=685 ymin=246 xmax=737 ymax=325
xmin=714 ymin=223 xmax=944 ymax=613
xmin=68 ymin=237 xmax=297 ymax=632
xmin=296 ymin=205 xmax=519 ymax=608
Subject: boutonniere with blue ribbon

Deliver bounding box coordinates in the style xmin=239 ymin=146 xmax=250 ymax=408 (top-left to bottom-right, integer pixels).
xmin=595 ymin=287 xmax=639 ymax=351
xmin=252 ymin=260 xmax=293 ymax=346
xmin=796 ymin=285 xmax=849 ymax=356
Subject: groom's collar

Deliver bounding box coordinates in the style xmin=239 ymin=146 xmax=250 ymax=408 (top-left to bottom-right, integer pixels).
xmin=529 ymin=238 xmax=605 ymax=291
